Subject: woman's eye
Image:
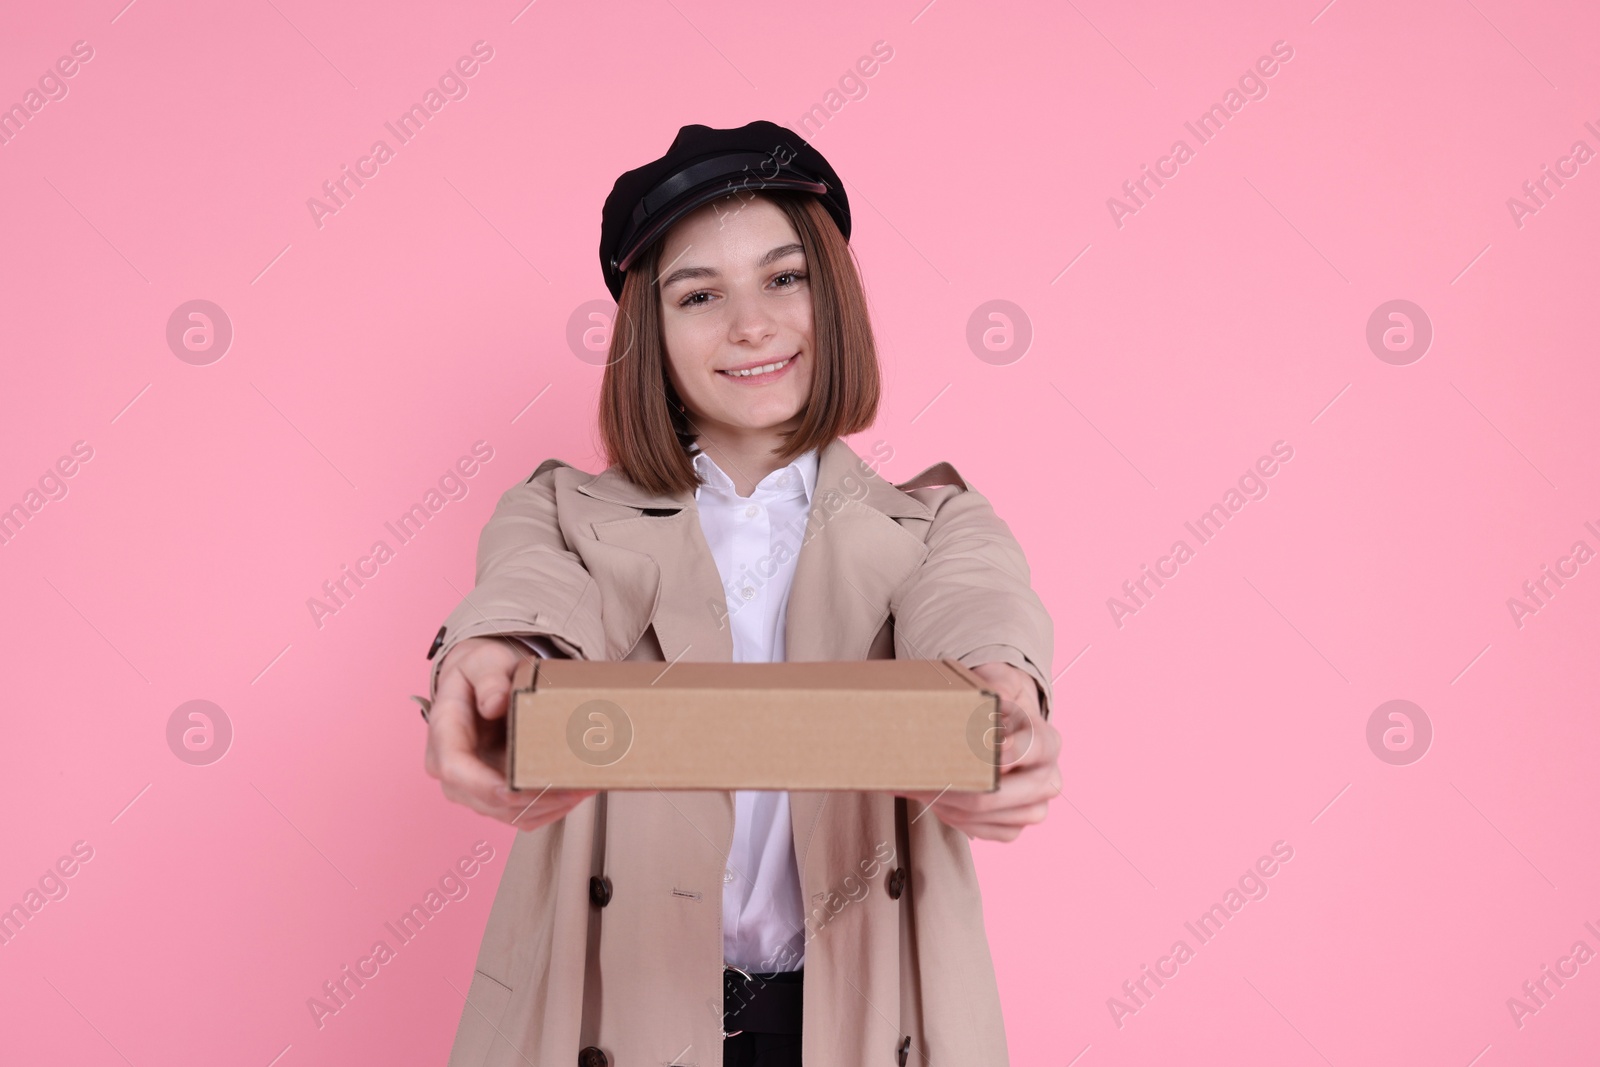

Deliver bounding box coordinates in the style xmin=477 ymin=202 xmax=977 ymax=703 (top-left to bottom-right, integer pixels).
xmin=676 ymin=272 xmax=804 ymax=307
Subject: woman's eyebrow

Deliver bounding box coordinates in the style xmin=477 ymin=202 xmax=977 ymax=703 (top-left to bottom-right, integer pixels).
xmin=758 ymin=242 xmax=805 ymax=266
xmin=659 ymin=243 xmax=805 ymax=290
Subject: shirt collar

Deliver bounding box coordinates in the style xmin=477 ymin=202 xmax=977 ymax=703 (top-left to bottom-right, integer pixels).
xmin=691 ymin=445 xmax=819 ymax=504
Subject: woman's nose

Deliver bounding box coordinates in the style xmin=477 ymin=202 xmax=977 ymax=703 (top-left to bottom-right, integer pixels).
xmin=724 ymin=290 xmax=777 ymax=344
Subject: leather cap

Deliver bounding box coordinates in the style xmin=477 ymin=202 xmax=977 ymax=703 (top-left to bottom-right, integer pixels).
xmin=599 ymin=120 xmax=851 ymax=301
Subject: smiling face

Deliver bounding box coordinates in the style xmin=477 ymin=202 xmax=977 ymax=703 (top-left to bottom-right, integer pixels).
xmin=655 ymin=194 xmax=815 ymax=444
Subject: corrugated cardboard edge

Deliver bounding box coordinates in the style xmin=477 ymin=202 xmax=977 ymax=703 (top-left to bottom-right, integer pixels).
xmin=946 ymin=659 xmax=1003 ymax=790
xmin=507 ymin=655 xmax=541 ymax=790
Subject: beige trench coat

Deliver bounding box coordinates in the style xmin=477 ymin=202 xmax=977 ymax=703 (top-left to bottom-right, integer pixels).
xmin=425 ymin=436 xmax=1055 ymax=1066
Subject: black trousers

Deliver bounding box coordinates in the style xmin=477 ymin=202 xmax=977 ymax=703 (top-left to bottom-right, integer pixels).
xmin=723 ymin=1030 xmax=802 ymax=1067
xmin=723 ymin=968 xmax=803 ymax=1067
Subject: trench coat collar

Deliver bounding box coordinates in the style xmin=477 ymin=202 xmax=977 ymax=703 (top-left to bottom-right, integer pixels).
xmin=575 ymin=436 xmax=933 ymax=522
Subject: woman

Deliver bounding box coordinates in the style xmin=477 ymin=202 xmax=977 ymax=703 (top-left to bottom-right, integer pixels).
xmin=421 ymin=121 xmax=1061 ymax=1067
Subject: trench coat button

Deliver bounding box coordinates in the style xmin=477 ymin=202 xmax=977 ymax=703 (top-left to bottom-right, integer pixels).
xmin=577 ymin=1046 xmax=609 ymax=1067
xmin=426 ymin=625 xmax=446 ymax=661
xmin=887 ymin=866 xmax=907 ymax=900
xmin=589 ymin=874 xmax=612 ymax=908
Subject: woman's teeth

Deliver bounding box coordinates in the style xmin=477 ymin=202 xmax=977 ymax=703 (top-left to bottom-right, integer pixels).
xmin=721 ymin=356 xmax=793 ymax=378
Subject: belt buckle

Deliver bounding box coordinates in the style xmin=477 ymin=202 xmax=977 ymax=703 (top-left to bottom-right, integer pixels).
xmin=722 ymin=962 xmax=754 ymax=1039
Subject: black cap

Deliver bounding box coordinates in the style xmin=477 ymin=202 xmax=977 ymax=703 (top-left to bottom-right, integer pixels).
xmin=599 ymin=120 xmax=851 ymax=302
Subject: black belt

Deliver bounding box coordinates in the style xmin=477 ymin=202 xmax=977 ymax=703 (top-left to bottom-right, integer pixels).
xmin=724 ymin=966 xmax=804 ymax=1036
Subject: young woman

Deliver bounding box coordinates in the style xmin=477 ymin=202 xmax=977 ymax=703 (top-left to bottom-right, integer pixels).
xmin=421 ymin=121 xmax=1060 ymax=1067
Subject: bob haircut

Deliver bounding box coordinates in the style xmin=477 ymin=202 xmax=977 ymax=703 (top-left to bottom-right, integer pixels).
xmin=597 ymin=190 xmax=881 ymax=496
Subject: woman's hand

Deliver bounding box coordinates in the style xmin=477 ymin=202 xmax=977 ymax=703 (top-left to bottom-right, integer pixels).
xmin=423 ymin=635 xmax=598 ymax=831
xmin=896 ymin=661 xmax=1061 ymax=843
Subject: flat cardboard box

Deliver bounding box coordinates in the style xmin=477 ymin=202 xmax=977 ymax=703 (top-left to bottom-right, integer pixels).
xmin=507 ymin=657 xmax=1001 ymax=792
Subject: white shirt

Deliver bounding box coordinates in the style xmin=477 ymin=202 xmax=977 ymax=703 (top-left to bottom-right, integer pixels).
xmin=692 ymin=444 xmax=816 ymax=974
xmin=516 ymin=445 xmax=818 ymax=974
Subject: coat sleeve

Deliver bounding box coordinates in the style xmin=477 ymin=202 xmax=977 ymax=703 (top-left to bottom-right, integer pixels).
xmin=426 ymin=461 xmax=604 ymax=702
xmin=891 ymin=476 xmax=1056 ymax=721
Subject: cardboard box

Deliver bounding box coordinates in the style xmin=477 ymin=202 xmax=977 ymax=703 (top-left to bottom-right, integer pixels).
xmin=507 ymin=657 xmax=1001 ymax=792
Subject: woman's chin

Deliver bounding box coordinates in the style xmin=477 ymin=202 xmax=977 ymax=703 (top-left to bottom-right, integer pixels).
xmin=701 ymin=404 xmax=808 ymax=436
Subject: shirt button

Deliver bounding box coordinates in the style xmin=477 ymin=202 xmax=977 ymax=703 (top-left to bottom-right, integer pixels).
xmin=777 ymin=473 xmax=793 ymax=488
xmin=745 ymin=504 xmax=759 ymax=517
xmin=741 ymin=587 xmax=756 ymax=600
xmin=724 ymin=868 xmax=736 ymax=883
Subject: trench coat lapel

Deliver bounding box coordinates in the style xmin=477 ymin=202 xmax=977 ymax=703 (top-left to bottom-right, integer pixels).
xmin=585 ymin=506 xmax=734 ymax=666
xmin=783 ymin=437 xmax=934 ymax=663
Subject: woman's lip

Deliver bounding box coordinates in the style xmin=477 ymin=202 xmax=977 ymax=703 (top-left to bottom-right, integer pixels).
xmin=717 ymin=353 xmax=798 ymax=381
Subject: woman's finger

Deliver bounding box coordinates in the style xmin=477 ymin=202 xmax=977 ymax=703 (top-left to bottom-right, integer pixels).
xmin=425 ymin=670 xmax=484 ymax=777
xmin=430 ymin=709 xmax=517 ymax=817
xmin=898 ymin=757 xmax=1060 ymax=817
xmin=926 ymin=764 xmax=1060 ymax=818
xmin=960 ymin=820 xmax=1040 ymax=843
xmin=939 ymin=800 xmax=1053 ymax=837
xmin=440 ymin=778 xmax=595 ymax=828
xmin=999 ymin=695 xmax=1062 ymax=770
xmin=465 ymin=652 xmax=516 ymax=722
xmin=508 ymin=789 xmax=598 ymax=829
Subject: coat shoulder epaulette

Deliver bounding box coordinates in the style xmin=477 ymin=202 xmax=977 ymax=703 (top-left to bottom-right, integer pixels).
xmin=894 ymin=460 xmax=969 ymax=493
xmin=527 ymin=457 xmax=578 ymax=483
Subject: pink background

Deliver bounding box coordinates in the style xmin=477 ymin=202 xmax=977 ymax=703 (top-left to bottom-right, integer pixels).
xmin=3 ymin=0 xmax=1598 ymax=1064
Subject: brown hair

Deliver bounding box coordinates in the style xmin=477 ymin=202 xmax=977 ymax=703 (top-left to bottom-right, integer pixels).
xmin=597 ymin=191 xmax=880 ymax=495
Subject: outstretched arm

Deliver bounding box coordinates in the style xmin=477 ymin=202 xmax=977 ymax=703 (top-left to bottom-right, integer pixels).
xmin=420 ymin=461 xmax=602 ymax=826
xmin=425 ymin=461 xmax=604 ymax=703
xmin=890 ymin=479 xmax=1060 ymax=841
xmin=891 ymin=481 xmax=1055 ymax=719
